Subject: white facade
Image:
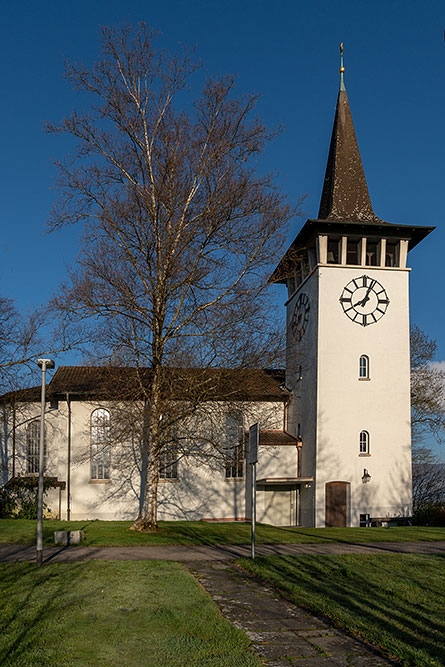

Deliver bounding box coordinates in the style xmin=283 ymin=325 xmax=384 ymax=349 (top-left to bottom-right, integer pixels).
xmin=1 ymin=75 xmax=432 ymax=528
xmin=5 ymin=395 xmax=299 ymax=523
xmin=285 ymin=252 xmax=412 ymax=527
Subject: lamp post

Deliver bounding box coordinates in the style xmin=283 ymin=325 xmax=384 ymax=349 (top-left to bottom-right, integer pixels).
xmin=36 ymin=358 xmax=55 ymax=567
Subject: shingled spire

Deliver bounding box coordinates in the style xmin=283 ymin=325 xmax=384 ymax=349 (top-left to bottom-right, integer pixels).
xmin=318 ymin=44 xmax=381 ymax=223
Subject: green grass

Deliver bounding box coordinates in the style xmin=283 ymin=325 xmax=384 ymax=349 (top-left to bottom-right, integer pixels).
xmin=0 ymin=560 xmax=260 ymax=667
xmin=0 ymin=519 xmax=444 ymax=547
xmin=238 ymin=553 xmax=445 ymax=666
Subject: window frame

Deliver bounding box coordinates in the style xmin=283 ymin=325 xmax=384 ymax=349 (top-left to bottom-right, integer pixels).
xmin=26 ymin=420 xmax=46 ymax=474
xmin=159 ymin=445 xmax=179 ymax=480
xmin=90 ymin=408 xmax=111 ymax=480
xmin=359 ymin=430 xmax=370 ymax=455
xmin=224 ymin=411 xmax=244 ymax=479
xmin=359 ymin=355 xmax=370 ymax=380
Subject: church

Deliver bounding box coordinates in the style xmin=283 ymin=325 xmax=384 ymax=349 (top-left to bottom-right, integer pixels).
xmin=1 ymin=55 xmax=433 ymax=528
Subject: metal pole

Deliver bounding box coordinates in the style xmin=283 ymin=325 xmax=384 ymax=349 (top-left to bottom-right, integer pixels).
xmin=36 ymin=359 xmax=55 ymax=567
xmin=251 ymin=461 xmax=256 ymax=559
xmin=36 ymin=365 xmax=47 ymax=567
xmin=66 ymin=393 xmax=71 ymax=521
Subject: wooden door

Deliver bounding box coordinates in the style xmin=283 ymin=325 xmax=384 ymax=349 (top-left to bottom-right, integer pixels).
xmin=325 ymin=482 xmax=348 ymax=527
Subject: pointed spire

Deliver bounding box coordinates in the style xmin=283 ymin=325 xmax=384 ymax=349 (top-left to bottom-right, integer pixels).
xmin=317 ymin=44 xmax=381 ymax=223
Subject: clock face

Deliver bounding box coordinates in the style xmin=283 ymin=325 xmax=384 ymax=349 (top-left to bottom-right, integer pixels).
xmin=339 ymin=275 xmax=390 ymax=327
xmin=291 ymin=293 xmax=310 ymax=341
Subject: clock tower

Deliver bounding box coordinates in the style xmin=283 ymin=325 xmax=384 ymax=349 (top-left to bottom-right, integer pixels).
xmin=271 ymin=48 xmax=434 ymax=527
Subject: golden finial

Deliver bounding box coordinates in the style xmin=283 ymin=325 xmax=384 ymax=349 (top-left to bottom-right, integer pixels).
xmin=339 ymin=42 xmax=345 ymax=90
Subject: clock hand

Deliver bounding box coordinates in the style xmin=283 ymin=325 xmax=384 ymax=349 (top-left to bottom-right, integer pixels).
xmin=355 ymin=283 xmax=375 ymax=308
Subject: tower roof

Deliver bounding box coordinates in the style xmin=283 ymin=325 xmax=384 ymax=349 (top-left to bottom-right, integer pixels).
xmin=317 ymin=54 xmax=381 ymax=223
xmin=269 ymin=46 xmax=434 ymax=284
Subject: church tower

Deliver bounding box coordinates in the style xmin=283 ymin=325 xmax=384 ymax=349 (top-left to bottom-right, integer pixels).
xmin=271 ymin=46 xmax=434 ymax=527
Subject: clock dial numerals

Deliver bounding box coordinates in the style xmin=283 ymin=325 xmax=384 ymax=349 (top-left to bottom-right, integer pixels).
xmin=291 ymin=293 xmax=310 ymax=341
xmin=339 ymin=275 xmax=389 ymax=327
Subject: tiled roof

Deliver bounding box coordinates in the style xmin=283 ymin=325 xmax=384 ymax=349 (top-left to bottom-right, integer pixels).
xmin=318 ymin=87 xmax=382 ymax=224
xmin=0 ymin=386 xmax=42 ymax=403
xmin=44 ymin=366 xmax=287 ymax=402
xmin=254 ymin=430 xmax=299 ymax=446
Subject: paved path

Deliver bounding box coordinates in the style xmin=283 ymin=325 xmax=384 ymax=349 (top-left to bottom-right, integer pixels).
xmin=3 ymin=542 xmax=441 ymax=665
xmin=189 ymin=560 xmax=396 ymax=666
xmin=1 ymin=540 xmax=444 ymax=563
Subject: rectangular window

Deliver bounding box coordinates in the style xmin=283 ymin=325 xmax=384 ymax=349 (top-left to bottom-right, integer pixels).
xmin=346 ymin=239 xmax=360 ymax=265
xmin=327 ymin=239 xmax=340 ymax=264
xmin=385 ymin=241 xmax=399 ymax=267
xmin=360 ymin=513 xmax=371 ymax=527
xmin=159 ymin=447 xmax=178 ymax=479
xmin=27 ymin=421 xmax=46 ymax=474
xmin=365 ymin=241 xmax=378 ymax=266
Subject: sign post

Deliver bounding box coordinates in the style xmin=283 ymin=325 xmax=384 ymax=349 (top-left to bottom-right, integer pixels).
xmin=248 ymin=423 xmax=259 ymax=559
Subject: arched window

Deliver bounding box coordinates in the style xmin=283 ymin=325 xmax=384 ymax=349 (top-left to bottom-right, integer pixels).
xmin=90 ymin=408 xmax=111 ymax=480
xmin=359 ymin=431 xmax=369 ymax=455
xmin=225 ymin=411 xmax=244 ymax=478
xmin=359 ymin=355 xmax=369 ymax=379
xmin=26 ymin=420 xmax=46 ymax=474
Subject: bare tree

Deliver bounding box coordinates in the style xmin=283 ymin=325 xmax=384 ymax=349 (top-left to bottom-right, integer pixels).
xmin=47 ymin=25 xmax=296 ymax=529
xmin=412 ymin=446 xmax=445 ymax=512
xmin=411 ymin=324 xmax=445 ymax=446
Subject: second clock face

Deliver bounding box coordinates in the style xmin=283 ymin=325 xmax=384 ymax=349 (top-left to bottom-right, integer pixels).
xmin=339 ymin=275 xmax=389 ymax=327
xmin=291 ymin=293 xmax=310 ymax=341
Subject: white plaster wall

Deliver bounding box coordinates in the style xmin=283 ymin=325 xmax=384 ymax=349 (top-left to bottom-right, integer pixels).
xmin=286 ymin=270 xmax=319 ymax=526
xmin=8 ymin=397 xmax=285 ymax=522
xmin=315 ymin=265 xmax=412 ymax=526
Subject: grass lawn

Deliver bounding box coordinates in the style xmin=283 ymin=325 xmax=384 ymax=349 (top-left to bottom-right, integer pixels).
xmin=238 ymin=553 xmax=445 ymax=666
xmin=0 ymin=519 xmax=444 ymax=547
xmin=0 ymin=560 xmax=260 ymax=667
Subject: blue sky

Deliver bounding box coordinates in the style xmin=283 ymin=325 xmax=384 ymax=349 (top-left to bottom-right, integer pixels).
xmin=1 ymin=1 xmax=444 ymax=453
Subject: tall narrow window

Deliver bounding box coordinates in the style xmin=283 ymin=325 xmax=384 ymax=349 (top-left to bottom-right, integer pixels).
xmin=225 ymin=411 xmax=244 ymax=478
xmin=359 ymin=355 xmax=369 ymax=379
xmin=90 ymin=408 xmax=111 ymax=480
xmin=159 ymin=445 xmax=178 ymax=479
xmin=359 ymin=431 xmax=370 ymax=455
xmin=26 ymin=420 xmax=46 ymax=474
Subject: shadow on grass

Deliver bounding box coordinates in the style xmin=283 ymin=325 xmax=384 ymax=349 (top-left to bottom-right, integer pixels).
xmin=0 ymin=562 xmax=87 ymax=665
xmin=239 ymin=553 xmax=445 ymax=666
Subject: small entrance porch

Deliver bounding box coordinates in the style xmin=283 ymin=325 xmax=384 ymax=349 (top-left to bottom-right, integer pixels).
xmin=256 ymin=477 xmax=313 ymax=526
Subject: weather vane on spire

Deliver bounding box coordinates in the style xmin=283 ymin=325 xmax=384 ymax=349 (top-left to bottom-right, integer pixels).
xmin=339 ymin=42 xmax=345 ymax=91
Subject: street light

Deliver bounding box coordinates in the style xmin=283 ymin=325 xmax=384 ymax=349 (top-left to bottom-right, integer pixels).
xmin=36 ymin=358 xmax=55 ymax=567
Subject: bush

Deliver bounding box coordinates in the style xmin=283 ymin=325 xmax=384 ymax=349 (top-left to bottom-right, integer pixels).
xmin=412 ymin=503 xmax=445 ymax=527
xmin=0 ymin=478 xmax=52 ymax=519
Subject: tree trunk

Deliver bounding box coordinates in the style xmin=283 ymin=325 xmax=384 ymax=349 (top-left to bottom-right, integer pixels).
xmin=131 ymin=366 xmax=162 ymax=531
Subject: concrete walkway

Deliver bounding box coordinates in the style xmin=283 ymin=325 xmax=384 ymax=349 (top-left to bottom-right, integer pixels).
xmin=0 ymin=540 xmax=444 ymax=563
xmin=189 ymin=560 xmax=396 ymax=666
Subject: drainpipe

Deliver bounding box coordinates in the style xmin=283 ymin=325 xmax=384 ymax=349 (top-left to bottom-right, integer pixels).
xmin=66 ymin=393 xmax=71 ymax=521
